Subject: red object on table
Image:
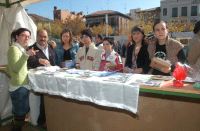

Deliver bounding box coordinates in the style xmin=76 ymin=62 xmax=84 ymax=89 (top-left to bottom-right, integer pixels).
xmin=173 ymin=62 xmax=187 ymax=88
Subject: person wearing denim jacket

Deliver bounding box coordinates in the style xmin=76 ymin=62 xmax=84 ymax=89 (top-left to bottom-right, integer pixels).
xmin=55 ymin=28 xmax=79 ymax=68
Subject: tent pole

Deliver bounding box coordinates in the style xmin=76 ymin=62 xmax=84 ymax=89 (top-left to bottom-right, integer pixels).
xmin=5 ymin=0 xmax=10 ymax=7
xmin=0 ymin=0 xmax=26 ymax=7
xmin=0 ymin=0 xmax=28 ymax=8
xmin=10 ymin=0 xmax=26 ymax=6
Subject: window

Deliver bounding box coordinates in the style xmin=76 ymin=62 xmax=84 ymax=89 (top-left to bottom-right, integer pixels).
xmin=191 ymin=6 xmax=197 ymax=16
xmin=163 ymin=8 xmax=167 ymax=16
xmin=110 ymin=17 xmax=115 ymax=26
xmin=181 ymin=7 xmax=187 ymax=16
xmin=172 ymin=7 xmax=178 ymax=17
xmin=192 ymin=0 xmax=200 ymax=4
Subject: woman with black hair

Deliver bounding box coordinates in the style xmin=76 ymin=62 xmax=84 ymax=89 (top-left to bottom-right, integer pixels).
xmin=124 ymin=26 xmax=150 ymax=74
xmin=7 ymin=28 xmax=37 ymax=131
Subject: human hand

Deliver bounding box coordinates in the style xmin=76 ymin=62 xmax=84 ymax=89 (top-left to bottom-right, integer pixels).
xmin=26 ymin=47 xmax=39 ymax=56
xmin=76 ymin=63 xmax=80 ymax=69
xmin=39 ymin=58 xmax=50 ymax=66
xmin=160 ymin=67 xmax=171 ymax=73
xmin=132 ymin=68 xmax=143 ymax=74
xmin=49 ymin=40 xmax=56 ymax=49
xmin=105 ymin=62 xmax=115 ymax=71
xmin=123 ymin=67 xmax=132 ymax=73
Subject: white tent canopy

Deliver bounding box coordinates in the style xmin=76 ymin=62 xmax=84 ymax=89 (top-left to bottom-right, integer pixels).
xmin=0 ymin=0 xmax=45 ymax=65
xmin=0 ymin=0 xmax=44 ymax=7
xmin=0 ymin=0 xmax=44 ymax=125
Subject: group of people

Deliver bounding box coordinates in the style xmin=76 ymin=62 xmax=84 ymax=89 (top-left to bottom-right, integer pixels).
xmin=6 ymin=19 xmax=200 ymax=131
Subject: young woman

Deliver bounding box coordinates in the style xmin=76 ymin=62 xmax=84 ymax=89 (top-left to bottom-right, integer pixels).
xmin=124 ymin=26 xmax=150 ymax=74
xmin=99 ymin=37 xmax=123 ymax=72
xmin=148 ymin=20 xmax=186 ymax=75
xmin=7 ymin=28 xmax=37 ymax=131
xmin=55 ymin=28 xmax=79 ymax=68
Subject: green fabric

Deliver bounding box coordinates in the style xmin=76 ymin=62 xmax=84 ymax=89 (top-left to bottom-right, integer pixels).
xmin=193 ymin=83 xmax=200 ymax=89
xmin=140 ymin=88 xmax=200 ymax=99
xmin=7 ymin=45 xmax=29 ymax=87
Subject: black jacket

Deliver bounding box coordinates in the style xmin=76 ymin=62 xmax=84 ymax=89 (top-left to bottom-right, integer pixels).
xmin=27 ymin=43 xmax=56 ymax=69
xmin=125 ymin=42 xmax=150 ymax=74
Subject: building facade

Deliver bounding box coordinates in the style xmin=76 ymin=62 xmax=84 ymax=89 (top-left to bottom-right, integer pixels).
xmin=133 ymin=7 xmax=161 ymax=23
xmin=29 ymin=13 xmax=52 ymax=23
xmin=161 ymin=0 xmax=200 ymax=23
xmin=129 ymin=8 xmax=141 ymax=20
xmin=53 ymin=6 xmax=85 ymax=23
xmin=85 ymin=10 xmax=132 ymax=35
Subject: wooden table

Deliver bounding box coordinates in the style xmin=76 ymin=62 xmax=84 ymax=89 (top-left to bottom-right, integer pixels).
xmin=44 ymin=80 xmax=200 ymax=131
xmin=141 ymin=80 xmax=200 ymax=98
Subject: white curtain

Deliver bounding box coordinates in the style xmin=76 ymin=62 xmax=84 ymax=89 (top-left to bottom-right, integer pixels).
xmin=0 ymin=4 xmax=37 ymax=65
xmin=0 ymin=73 xmax=12 ymax=121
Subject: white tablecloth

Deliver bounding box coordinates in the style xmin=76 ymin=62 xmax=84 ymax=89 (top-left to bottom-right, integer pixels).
xmin=28 ymin=69 xmax=141 ymax=114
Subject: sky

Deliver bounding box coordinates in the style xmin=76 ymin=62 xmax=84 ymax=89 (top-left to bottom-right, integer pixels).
xmin=26 ymin=0 xmax=160 ymax=19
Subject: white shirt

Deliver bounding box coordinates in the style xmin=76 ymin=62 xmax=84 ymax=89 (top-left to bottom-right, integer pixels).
xmin=76 ymin=43 xmax=101 ymax=70
xmin=36 ymin=43 xmax=49 ymax=59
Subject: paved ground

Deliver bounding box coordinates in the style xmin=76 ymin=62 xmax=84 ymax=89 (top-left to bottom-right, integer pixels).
xmin=0 ymin=122 xmax=46 ymax=131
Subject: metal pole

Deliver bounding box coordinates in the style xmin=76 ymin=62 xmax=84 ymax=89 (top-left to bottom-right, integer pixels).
xmin=105 ymin=14 xmax=108 ymax=36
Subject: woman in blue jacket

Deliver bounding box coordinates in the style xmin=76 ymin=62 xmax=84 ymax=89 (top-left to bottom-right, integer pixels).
xmin=55 ymin=28 xmax=79 ymax=68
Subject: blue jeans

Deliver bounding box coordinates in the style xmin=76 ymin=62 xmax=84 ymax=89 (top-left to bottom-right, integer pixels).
xmin=10 ymin=87 xmax=30 ymax=117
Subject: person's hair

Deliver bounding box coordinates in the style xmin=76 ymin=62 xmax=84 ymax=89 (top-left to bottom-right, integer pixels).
xmin=131 ymin=25 xmax=145 ymax=36
xmin=193 ymin=20 xmax=200 ymax=34
xmin=129 ymin=25 xmax=145 ymax=46
xmin=60 ymin=28 xmax=73 ymax=45
xmin=37 ymin=28 xmax=48 ymax=36
xmin=103 ymin=37 xmax=114 ymax=46
xmin=11 ymin=28 xmax=31 ymax=42
xmin=81 ymin=29 xmax=93 ymax=40
xmin=97 ymin=34 xmax=103 ymax=40
xmin=153 ymin=19 xmax=168 ymax=31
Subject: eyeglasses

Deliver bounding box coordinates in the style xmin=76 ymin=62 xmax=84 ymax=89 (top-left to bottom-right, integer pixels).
xmin=19 ymin=34 xmax=31 ymax=39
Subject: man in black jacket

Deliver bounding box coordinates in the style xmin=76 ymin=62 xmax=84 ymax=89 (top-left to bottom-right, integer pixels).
xmin=27 ymin=29 xmax=55 ymax=128
xmin=28 ymin=29 xmax=55 ymax=68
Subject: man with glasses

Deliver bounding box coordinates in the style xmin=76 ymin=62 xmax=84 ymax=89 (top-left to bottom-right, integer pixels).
xmin=76 ymin=29 xmax=101 ymax=70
